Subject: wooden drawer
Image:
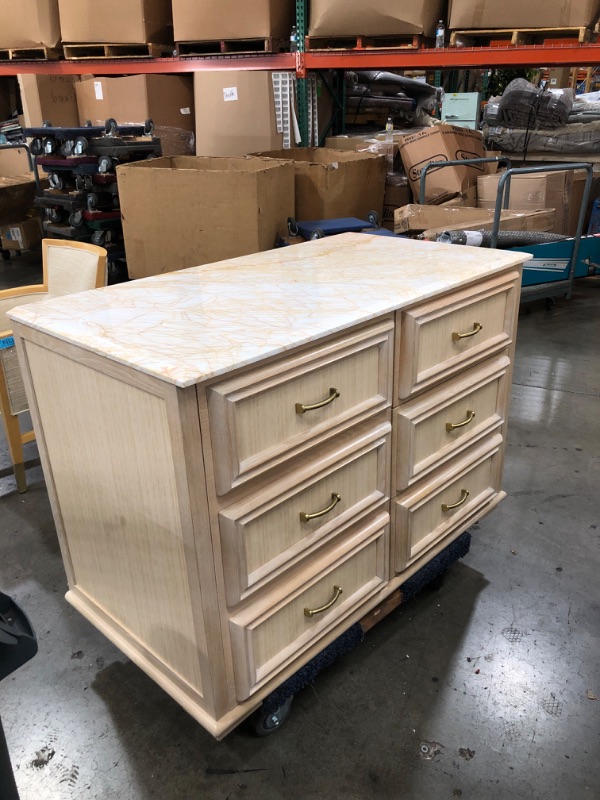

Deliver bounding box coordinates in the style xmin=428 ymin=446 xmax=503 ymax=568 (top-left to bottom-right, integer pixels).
xmin=394 ymin=355 xmax=510 ymax=491
xmin=207 ymin=320 xmax=393 ymax=495
xmin=396 ymin=271 xmax=519 ymax=400
xmin=393 ymin=436 xmax=503 ymax=572
xmin=229 ymin=512 xmax=389 ymax=700
xmin=219 ymin=422 xmax=391 ymax=606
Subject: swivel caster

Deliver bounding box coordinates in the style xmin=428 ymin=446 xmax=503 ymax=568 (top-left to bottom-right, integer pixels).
xmin=250 ymin=695 xmax=293 ymax=737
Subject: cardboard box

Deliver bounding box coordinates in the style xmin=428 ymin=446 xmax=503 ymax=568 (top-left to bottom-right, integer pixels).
xmin=448 ymin=0 xmax=600 ymax=29
xmin=255 ymin=148 xmax=386 ymax=221
xmin=57 ymin=0 xmax=172 ymax=44
xmin=0 ymin=147 xmax=32 ymax=178
xmin=0 ymin=77 xmax=18 ymax=121
xmin=398 ymin=125 xmax=486 ymax=204
xmin=309 ymin=0 xmax=445 ymax=37
xmin=0 ymin=176 xmax=38 ymax=225
xmin=382 ymin=176 xmax=411 ymax=230
xmin=117 ymin=156 xmax=294 ymax=279
xmin=194 ymin=71 xmax=283 ymax=157
xmin=0 ymin=216 xmax=42 ymax=250
xmin=76 ymin=75 xmax=194 ymax=130
xmin=547 ymin=68 xmax=573 ymax=89
xmin=173 ymin=0 xmax=294 ymax=42
xmin=567 ymin=170 xmax=588 ymax=237
xmin=18 ymin=74 xmax=80 ymax=128
xmin=0 ymin=0 xmax=61 ymax=49
xmin=477 ymin=171 xmax=570 ymax=234
xmin=394 ymin=205 xmax=556 ymax=236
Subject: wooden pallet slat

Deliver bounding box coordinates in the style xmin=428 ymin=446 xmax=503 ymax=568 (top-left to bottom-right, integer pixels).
xmin=63 ymin=42 xmax=174 ymax=60
xmin=306 ymin=33 xmax=432 ymax=52
xmin=0 ymin=45 xmax=61 ymax=61
xmin=449 ymin=26 xmax=594 ymax=48
xmin=175 ymin=37 xmax=285 ymax=56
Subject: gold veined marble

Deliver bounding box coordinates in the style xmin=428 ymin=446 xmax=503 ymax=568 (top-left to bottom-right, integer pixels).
xmin=9 ymin=234 xmax=526 ymax=387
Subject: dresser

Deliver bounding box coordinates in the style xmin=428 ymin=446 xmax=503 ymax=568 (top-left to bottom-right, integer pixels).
xmin=9 ymin=233 xmax=526 ymax=739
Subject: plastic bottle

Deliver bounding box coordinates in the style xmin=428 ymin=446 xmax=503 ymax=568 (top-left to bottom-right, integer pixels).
xmin=290 ymin=25 xmax=298 ymax=53
xmin=385 ymin=116 xmax=394 ymax=175
xmin=435 ymin=20 xmax=445 ymax=49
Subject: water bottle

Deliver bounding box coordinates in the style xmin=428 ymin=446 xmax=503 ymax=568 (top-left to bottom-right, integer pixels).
xmin=385 ymin=116 xmax=394 ymax=175
xmin=290 ymin=25 xmax=298 ymax=53
xmin=435 ymin=20 xmax=445 ymax=49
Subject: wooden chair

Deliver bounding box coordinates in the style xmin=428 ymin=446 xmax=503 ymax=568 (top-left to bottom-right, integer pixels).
xmin=0 ymin=239 xmax=107 ymax=492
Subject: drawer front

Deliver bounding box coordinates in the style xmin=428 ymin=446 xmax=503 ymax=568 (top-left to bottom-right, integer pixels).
xmin=229 ymin=512 xmax=389 ymax=700
xmin=394 ymin=355 xmax=510 ymax=491
xmin=207 ymin=320 xmax=393 ymax=495
xmin=220 ymin=422 xmax=391 ymax=606
xmin=393 ymin=437 xmax=502 ymax=573
xmin=397 ymin=272 xmax=519 ymax=400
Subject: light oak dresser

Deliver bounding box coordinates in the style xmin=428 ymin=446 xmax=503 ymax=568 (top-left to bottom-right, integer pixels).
xmin=9 ymin=233 xmax=526 ymax=738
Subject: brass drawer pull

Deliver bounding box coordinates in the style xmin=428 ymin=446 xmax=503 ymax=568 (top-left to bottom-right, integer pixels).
xmin=442 ymin=489 xmax=469 ymax=513
xmin=446 ymin=410 xmax=475 ymax=432
xmin=295 ymin=387 xmax=340 ymax=415
xmin=452 ymin=322 xmax=482 ymax=342
xmin=299 ymin=493 xmax=341 ymax=523
xmin=304 ymin=585 xmax=343 ymax=618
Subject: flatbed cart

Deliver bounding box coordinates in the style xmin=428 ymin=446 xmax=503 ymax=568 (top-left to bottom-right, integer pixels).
xmin=420 ymin=158 xmax=598 ymax=305
xmin=288 ymin=211 xmax=381 ymax=240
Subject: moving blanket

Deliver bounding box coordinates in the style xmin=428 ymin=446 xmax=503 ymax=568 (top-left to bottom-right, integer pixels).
xmin=498 ymin=79 xmax=574 ymax=130
xmin=484 ymin=120 xmax=600 ymax=154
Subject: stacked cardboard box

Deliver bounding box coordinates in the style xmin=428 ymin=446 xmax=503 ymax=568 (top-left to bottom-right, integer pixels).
xmin=18 ymin=75 xmax=80 ymax=128
xmin=173 ymin=0 xmax=294 ymax=43
xmin=0 ymin=0 xmax=61 ymax=49
xmin=448 ymin=0 xmax=600 ymax=28
xmin=57 ymin=0 xmax=172 ymax=44
xmin=309 ymin=0 xmax=446 ymax=37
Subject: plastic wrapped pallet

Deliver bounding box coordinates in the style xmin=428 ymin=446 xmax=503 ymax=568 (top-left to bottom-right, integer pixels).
xmin=498 ymin=79 xmax=573 ymax=130
xmin=484 ymin=121 xmax=600 ymax=154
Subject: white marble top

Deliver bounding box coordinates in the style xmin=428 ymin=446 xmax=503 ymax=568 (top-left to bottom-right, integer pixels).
xmin=9 ymin=233 xmax=525 ymax=388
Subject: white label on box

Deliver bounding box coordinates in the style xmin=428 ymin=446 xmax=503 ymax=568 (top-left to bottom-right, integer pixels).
xmin=8 ymin=227 xmax=23 ymax=246
xmin=223 ymin=87 xmax=238 ymax=102
xmin=180 ymin=107 xmax=191 ymax=115
xmin=94 ymin=81 xmax=104 ymax=100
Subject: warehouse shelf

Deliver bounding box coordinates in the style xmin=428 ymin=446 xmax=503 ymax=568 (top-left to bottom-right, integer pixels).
xmin=2 ymin=42 xmax=600 ymax=77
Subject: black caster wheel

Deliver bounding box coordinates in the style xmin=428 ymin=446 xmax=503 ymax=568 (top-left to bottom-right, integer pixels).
xmin=250 ymin=695 xmax=293 ymax=737
xmin=92 ymin=231 xmax=105 ymax=246
xmin=42 ymin=136 xmax=56 ymax=155
xmin=98 ymin=155 xmax=113 ymax=174
xmin=105 ymin=118 xmax=118 ymax=136
xmin=69 ymin=210 xmax=84 ymax=228
xmin=144 ymin=118 xmax=154 ymax=136
xmin=287 ymin=216 xmax=299 ymax=237
xmin=310 ymin=228 xmax=325 ymax=240
xmin=87 ymin=193 xmax=98 ymax=211
xmin=545 ymin=297 xmax=557 ymax=310
xmin=48 ymin=173 xmax=63 ymax=190
xmin=367 ymin=210 xmax=380 ymax=228
xmin=74 ymin=136 xmax=88 ymax=155
xmin=60 ymin=139 xmax=75 ymax=157
xmin=30 ymin=138 xmax=43 ymax=156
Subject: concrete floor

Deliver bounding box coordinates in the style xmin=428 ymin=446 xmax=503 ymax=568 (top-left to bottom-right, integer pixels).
xmin=1 ymin=252 xmax=599 ymax=800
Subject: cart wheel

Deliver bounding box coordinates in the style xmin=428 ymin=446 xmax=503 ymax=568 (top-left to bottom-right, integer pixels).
xmin=86 ymin=193 xmax=98 ymax=211
xmin=251 ymin=696 xmax=293 ymax=737
xmin=30 ymin=138 xmax=43 ymax=156
xmin=105 ymin=118 xmax=118 ymax=136
xmin=98 ymin=156 xmax=112 ymax=174
xmin=45 ymin=208 xmax=60 ymax=222
xmin=545 ymin=297 xmax=557 ymax=310
xmin=61 ymin=139 xmax=75 ymax=157
xmin=92 ymin=231 xmax=105 ymax=246
xmin=144 ymin=118 xmax=154 ymax=136
xmin=69 ymin=210 xmax=84 ymax=228
xmin=366 ymin=210 xmax=380 ymax=228
xmin=42 ymin=137 xmax=56 ymax=155
xmin=48 ymin=173 xmax=63 ymax=190
xmin=74 ymin=136 xmax=88 ymax=155
xmin=310 ymin=228 xmax=325 ymax=240
xmin=287 ymin=217 xmax=299 ymax=237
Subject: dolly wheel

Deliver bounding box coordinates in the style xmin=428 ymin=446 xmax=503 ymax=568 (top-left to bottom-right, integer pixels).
xmin=251 ymin=696 xmax=293 ymax=737
xmin=69 ymin=210 xmax=84 ymax=228
xmin=310 ymin=228 xmax=325 ymax=240
xmin=287 ymin=217 xmax=299 ymax=237
xmin=105 ymin=118 xmax=118 ymax=136
xmin=74 ymin=136 xmax=88 ymax=155
xmin=98 ymin=155 xmax=112 ymax=174
xmin=367 ymin=210 xmax=380 ymax=228
xmin=31 ymin=138 xmax=43 ymax=156
xmin=144 ymin=118 xmax=154 ymax=136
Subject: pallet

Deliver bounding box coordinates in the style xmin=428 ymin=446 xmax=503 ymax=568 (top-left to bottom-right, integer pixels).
xmin=306 ymin=33 xmax=430 ymax=51
xmin=175 ymin=37 xmax=285 ymax=56
xmin=449 ymin=26 xmax=594 ymax=47
xmin=0 ymin=45 xmax=61 ymax=61
xmin=63 ymin=42 xmax=173 ymax=60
